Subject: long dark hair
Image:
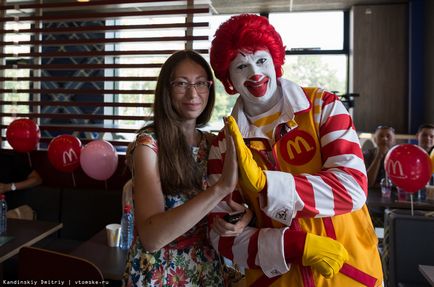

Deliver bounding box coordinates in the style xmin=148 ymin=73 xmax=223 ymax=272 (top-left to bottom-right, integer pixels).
xmin=151 ymin=50 xmax=215 ymax=196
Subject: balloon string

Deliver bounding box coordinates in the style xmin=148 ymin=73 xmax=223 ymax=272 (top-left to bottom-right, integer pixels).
xmin=71 ymin=172 xmax=76 ymax=187
xmin=410 ymin=194 xmax=414 ymax=216
xmin=27 ymin=152 xmax=33 ymax=168
xmin=104 ymin=180 xmax=108 ymax=190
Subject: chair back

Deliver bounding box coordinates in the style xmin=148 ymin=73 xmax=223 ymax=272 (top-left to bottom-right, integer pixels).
xmin=18 ymin=246 xmax=104 ymax=284
xmin=388 ymin=211 xmax=434 ymax=287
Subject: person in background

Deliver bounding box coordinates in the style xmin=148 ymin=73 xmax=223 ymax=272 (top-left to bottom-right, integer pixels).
xmin=208 ymin=14 xmax=382 ymax=286
xmin=0 ymin=150 xmax=42 ymax=209
xmin=416 ymin=123 xmax=434 ymax=153
xmin=363 ymin=126 xmax=396 ymax=227
xmin=364 ymin=125 xmax=396 ymax=188
xmin=122 ymin=50 xmax=250 ymax=287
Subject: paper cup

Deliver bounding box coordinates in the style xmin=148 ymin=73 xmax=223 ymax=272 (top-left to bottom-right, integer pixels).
xmin=106 ymin=223 xmax=121 ymax=247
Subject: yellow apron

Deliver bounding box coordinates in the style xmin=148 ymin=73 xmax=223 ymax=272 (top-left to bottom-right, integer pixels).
xmin=241 ymin=88 xmax=383 ymax=287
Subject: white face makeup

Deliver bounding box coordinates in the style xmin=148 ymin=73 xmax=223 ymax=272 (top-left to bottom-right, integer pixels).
xmin=229 ymin=50 xmax=277 ymax=104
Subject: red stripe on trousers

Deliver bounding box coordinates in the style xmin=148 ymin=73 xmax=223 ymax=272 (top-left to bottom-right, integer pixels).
xmin=292 ymin=219 xmax=316 ymax=287
xmin=322 ymin=217 xmax=377 ymax=287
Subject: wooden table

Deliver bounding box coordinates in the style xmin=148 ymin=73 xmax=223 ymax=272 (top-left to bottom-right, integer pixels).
xmin=0 ymin=219 xmax=63 ymax=263
xmin=419 ymin=265 xmax=434 ymax=286
xmin=367 ymin=188 xmax=434 ymax=211
xmin=71 ymin=229 xmax=128 ymax=281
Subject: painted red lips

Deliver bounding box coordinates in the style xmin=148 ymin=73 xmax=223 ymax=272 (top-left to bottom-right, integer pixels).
xmin=244 ymin=76 xmax=269 ymax=97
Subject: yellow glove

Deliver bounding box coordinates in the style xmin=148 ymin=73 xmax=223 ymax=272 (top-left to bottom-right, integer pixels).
xmin=302 ymin=233 xmax=349 ymax=279
xmin=226 ymin=116 xmax=266 ymax=193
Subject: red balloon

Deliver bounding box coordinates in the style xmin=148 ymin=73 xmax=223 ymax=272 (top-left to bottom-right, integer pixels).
xmin=384 ymin=144 xmax=432 ymax=193
xmin=48 ymin=135 xmax=82 ymax=173
xmin=6 ymin=119 xmax=41 ymax=152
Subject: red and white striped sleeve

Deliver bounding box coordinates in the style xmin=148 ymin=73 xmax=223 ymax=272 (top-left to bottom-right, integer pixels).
xmin=262 ymin=92 xmax=367 ymax=225
xmin=207 ymin=135 xmax=290 ymax=276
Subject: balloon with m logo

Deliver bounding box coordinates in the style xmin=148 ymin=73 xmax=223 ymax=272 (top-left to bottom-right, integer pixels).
xmin=384 ymin=144 xmax=432 ymax=193
xmin=48 ymin=135 xmax=82 ymax=173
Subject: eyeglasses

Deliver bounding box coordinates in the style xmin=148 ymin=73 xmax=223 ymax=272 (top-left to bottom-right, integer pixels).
xmin=170 ymin=80 xmax=212 ymax=94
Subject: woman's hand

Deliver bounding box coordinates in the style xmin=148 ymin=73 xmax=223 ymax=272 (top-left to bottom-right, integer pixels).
xmin=212 ymin=197 xmax=253 ymax=237
xmin=217 ymin=117 xmax=239 ymax=195
xmin=377 ymin=143 xmax=390 ymax=158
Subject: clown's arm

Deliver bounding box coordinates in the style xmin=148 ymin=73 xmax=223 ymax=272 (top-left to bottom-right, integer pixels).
xmin=226 ymin=92 xmax=367 ymax=225
xmin=209 ymin=201 xmax=348 ymax=278
xmin=207 ymin=128 xmax=348 ymax=278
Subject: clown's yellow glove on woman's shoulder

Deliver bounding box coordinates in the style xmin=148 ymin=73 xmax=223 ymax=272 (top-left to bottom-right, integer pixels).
xmin=226 ymin=116 xmax=266 ymax=193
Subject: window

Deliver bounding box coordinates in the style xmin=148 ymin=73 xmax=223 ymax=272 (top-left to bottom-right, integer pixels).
xmin=105 ymin=16 xmax=201 ymax=142
xmin=2 ymin=21 xmax=32 ymax=128
xmin=0 ymin=0 xmax=210 ymax=150
xmin=1 ymin=6 xmax=349 ymax=148
xmin=194 ymin=14 xmax=238 ymax=131
xmin=269 ymin=11 xmax=349 ymax=95
xmin=197 ymin=11 xmax=349 ymax=131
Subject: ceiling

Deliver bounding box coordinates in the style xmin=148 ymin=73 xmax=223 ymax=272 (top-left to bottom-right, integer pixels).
xmin=210 ymin=0 xmax=408 ymax=14
xmin=3 ymin=0 xmax=409 ymax=15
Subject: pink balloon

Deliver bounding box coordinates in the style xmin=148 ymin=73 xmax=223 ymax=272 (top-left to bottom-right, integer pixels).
xmin=384 ymin=144 xmax=432 ymax=193
xmin=48 ymin=135 xmax=82 ymax=173
xmin=80 ymin=140 xmax=118 ymax=181
xmin=6 ymin=118 xmax=41 ymax=152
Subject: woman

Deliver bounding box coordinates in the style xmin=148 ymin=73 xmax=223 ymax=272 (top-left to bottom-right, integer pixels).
xmin=123 ymin=50 xmax=247 ymax=287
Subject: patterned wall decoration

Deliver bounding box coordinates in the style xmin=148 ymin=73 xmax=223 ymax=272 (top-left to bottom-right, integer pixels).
xmin=40 ymin=20 xmax=104 ymax=140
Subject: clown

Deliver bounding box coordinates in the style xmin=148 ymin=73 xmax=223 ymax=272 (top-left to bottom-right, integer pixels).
xmin=208 ymin=14 xmax=383 ymax=286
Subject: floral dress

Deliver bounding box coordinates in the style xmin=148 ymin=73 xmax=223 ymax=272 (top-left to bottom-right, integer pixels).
xmin=123 ymin=128 xmax=224 ymax=287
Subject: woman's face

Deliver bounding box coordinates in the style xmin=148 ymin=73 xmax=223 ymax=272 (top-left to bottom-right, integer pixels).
xmin=170 ymin=59 xmax=210 ymax=121
xmin=229 ymin=50 xmax=277 ymax=104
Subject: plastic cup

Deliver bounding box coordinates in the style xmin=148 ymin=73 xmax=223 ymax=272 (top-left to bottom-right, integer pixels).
xmin=381 ymin=186 xmax=392 ymax=198
xmin=105 ymin=223 xmax=121 ymax=247
xmin=397 ymin=188 xmax=413 ymax=201
xmin=397 ymin=188 xmax=406 ymax=201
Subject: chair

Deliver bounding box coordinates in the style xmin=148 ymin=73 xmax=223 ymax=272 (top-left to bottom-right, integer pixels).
xmin=387 ymin=210 xmax=434 ymax=287
xmin=18 ymin=246 xmax=104 ymax=284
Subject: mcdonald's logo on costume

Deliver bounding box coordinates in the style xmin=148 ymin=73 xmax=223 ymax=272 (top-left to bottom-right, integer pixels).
xmin=278 ymin=129 xmax=316 ymax=166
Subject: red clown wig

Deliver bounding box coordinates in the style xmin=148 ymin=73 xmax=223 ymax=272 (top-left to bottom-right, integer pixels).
xmin=210 ymin=14 xmax=286 ymax=95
